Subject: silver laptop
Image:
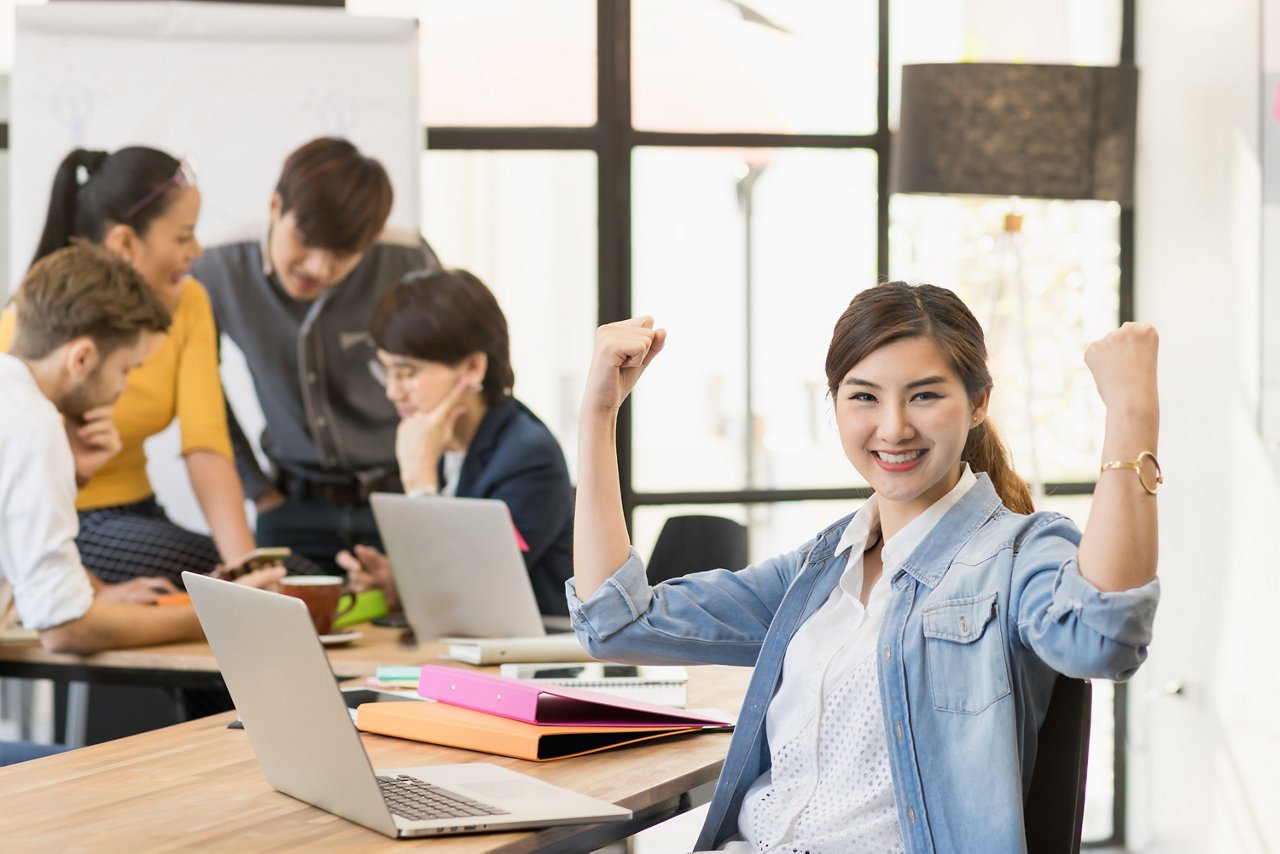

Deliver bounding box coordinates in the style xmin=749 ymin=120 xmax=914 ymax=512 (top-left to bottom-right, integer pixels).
xmin=184 ymin=572 xmax=630 ymax=839
xmin=370 ymin=493 xmax=549 ymax=640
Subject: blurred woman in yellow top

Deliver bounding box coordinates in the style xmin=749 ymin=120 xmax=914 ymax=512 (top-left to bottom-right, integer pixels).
xmin=1 ymin=147 xmax=313 ymax=585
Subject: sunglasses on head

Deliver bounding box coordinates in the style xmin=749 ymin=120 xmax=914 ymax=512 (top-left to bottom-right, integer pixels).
xmin=122 ymin=159 xmax=197 ymax=222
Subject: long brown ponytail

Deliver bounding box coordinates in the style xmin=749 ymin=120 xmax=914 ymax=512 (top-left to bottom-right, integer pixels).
xmin=960 ymin=421 xmax=1033 ymax=514
xmin=824 ymin=281 xmax=1034 ymax=514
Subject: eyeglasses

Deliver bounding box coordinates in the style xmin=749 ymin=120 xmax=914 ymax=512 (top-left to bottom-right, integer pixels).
xmin=368 ymin=359 xmax=420 ymax=388
xmin=123 ymin=159 xmax=197 ymax=222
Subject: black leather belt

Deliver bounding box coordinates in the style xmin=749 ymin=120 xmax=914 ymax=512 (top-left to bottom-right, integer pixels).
xmin=277 ymin=470 xmax=401 ymax=506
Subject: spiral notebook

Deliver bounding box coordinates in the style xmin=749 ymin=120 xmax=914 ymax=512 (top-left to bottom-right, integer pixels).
xmin=498 ymin=663 xmax=688 ymax=708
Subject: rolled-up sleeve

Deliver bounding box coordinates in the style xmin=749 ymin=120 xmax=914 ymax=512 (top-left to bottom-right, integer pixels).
xmin=1014 ymin=514 xmax=1160 ymax=681
xmin=567 ymin=549 xmax=656 ymax=638
xmin=567 ymin=543 xmax=810 ymax=667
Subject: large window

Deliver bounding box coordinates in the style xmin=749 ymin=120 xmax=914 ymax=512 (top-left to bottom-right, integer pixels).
xmin=631 ymin=146 xmax=879 ymax=497
xmin=419 ymin=149 xmax=598 ymax=457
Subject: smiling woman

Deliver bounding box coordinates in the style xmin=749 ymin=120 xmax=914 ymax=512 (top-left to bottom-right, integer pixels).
xmin=0 ymin=146 xmax=317 ymax=588
xmin=106 ymin=176 xmax=201 ymax=314
xmin=570 ymin=280 xmax=1161 ymax=852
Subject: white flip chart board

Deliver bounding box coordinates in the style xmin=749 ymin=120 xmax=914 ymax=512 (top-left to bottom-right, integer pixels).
xmin=11 ymin=1 xmax=421 ymax=534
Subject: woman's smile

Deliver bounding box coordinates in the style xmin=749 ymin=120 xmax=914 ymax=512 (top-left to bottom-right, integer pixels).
xmin=871 ymin=448 xmax=929 ymax=472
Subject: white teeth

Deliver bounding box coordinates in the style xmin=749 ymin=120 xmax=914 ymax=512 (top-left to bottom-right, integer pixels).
xmin=876 ymin=449 xmax=924 ymax=464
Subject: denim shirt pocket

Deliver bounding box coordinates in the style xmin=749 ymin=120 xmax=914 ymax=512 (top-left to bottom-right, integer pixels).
xmin=922 ymin=592 xmax=1011 ymax=714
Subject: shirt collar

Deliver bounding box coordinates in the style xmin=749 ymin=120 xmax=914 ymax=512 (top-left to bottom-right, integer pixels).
xmin=830 ymin=466 xmax=980 ymax=605
xmin=834 ymin=493 xmax=880 ymax=559
xmin=0 ymin=353 xmax=40 ymax=389
xmin=833 ymin=464 xmax=978 ymax=563
xmin=897 ymin=472 xmax=1006 ymax=588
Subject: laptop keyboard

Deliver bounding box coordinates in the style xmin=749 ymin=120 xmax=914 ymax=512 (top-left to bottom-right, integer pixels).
xmin=377 ymin=775 xmax=509 ymax=822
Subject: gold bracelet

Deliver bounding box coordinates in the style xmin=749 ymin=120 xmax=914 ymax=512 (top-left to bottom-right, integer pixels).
xmin=1100 ymin=450 xmax=1163 ymax=495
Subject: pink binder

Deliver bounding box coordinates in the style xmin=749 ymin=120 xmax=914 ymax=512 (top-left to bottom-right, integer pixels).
xmin=416 ymin=665 xmax=732 ymax=728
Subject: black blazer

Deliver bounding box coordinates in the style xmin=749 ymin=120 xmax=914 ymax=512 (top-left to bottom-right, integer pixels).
xmin=446 ymin=398 xmax=574 ymax=616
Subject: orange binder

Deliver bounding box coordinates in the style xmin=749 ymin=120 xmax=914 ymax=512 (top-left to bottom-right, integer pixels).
xmin=356 ymin=699 xmax=703 ymax=762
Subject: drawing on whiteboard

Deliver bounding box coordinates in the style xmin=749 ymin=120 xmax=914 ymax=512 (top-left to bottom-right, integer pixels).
xmin=53 ymin=84 xmax=94 ymax=146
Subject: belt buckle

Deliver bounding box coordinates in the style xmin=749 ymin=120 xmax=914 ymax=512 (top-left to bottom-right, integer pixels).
xmin=279 ymin=472 xmax=306 ymax=503
xmin=324 ymin=481 xmax=359 ymax=505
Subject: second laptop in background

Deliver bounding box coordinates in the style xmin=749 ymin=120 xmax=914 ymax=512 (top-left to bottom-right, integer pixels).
xmin=369 ymin=493 xmax=547 ymax=640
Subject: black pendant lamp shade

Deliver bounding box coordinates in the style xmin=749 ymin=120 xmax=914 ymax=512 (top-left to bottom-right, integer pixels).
xmin=892 ymin=63 xmax=1138 ymax=206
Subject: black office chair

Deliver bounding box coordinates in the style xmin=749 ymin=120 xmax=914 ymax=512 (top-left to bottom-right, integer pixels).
xmin=1025 ymin=675 xmax=1093 ymax=854
xmin=646 ymin=514 xmax=749 ymax=586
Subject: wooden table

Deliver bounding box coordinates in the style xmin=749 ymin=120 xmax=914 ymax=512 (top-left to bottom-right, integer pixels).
xmin=0 ymin=661 xmax=749 ymax=852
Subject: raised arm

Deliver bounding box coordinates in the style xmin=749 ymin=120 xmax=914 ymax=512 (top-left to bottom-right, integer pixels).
xmin=573 ymin=318 xmax=666 ymax=600
xmin=1076 ymin=322 xmax=1160 ymax=592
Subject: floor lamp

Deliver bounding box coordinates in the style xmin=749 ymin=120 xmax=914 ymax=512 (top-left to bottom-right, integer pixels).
xmin=891 ymin=62 xmax=1138 ymax=499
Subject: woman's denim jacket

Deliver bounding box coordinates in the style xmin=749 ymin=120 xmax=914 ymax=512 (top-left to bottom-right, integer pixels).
xmin=567 ymin=474 xmax=1159 ymax=853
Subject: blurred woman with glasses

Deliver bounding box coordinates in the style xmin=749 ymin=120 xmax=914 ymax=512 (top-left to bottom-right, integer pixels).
xmin=0 ymin=147 xmax=314 ymax=590
xmin=337 ymin=268 xmax=575 ymax=617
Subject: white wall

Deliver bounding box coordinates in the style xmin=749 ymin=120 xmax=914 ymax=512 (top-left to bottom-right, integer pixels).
xmin=1130 ymin=1 xmax=1280 ymax=849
